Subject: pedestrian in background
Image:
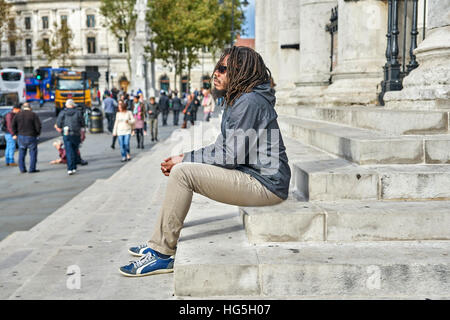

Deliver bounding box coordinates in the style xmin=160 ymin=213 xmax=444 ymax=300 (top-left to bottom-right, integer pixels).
xmin=159 ymin=90 xmax=170 ymax=126
xmin=3 ymin=104 xmax=21 ymax=167
xmin=12 ymin=102 xmax=41 ymax=173
xmin=181 ymin=94 xmax=195 ymax=129
xmin=103 ymin=92 xmax=118 ymax=149
xmin=191 ymin=92 xmax=200 ymax=122
xmin=132 ymin=96 xmax=146 ymax=149
xmin=113 ymin=100 xmax=135 ymax=162
xmin=171 ymin=92 xmax=183 ymax=126
xmin=201 ymin=88 xmax=215 ymax=122
xmin=55 ymin=99 xmax=85 ymax=175
xmin=147 ymin=96 xmax=160 ymax=142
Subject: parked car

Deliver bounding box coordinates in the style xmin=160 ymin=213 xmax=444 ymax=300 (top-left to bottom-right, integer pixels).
xmin=0 ymin=92 xmax=18 ymax=148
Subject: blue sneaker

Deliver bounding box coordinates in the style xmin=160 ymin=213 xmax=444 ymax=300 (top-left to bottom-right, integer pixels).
xmin=128 ymin=244 xmax=158 ymax=257
xmin=119 ymin=253 xmax=174 ymax=277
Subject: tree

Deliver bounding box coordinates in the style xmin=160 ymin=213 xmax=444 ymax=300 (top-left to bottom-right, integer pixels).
xmin=100 ymin=0 xmax=137 ymax=83
xmin=0 ymin=0 xmax=12 ymax=66
xmin=36 ymin=21 xmax=75 ymax=67
xmin=146 ymin=0 xmax=245 ymax=92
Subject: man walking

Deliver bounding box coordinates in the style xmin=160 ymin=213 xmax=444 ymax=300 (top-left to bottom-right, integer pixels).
xmin=55 ymin=99 xmax=86 ymax=175
xmin=171 ymin=92 xmax=183 ymax=126
xmin=119 ymin=46 xmax=291 ymax=277
xmin=103 ymin=91 xmax=118 ymax=149
xmin=158 ymin=90 xmax=170 ymax=126
xmin=12 ymin=103 xmax=41 ymax=173
xmin=3 ymin=104 xmax=21 ymax=166
xmin=147 ymin=96 xmax=160 ymax=142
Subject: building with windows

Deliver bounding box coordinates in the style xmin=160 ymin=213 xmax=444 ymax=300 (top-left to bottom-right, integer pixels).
xmin=0 ymin=0 xmax=221 ymax=98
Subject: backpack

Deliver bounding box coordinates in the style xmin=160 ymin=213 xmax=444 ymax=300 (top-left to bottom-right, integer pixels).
xmin=1 ymin=112 xmax=14 ymax=132
xmin=1 ymin=116 xmax=7 ymax=132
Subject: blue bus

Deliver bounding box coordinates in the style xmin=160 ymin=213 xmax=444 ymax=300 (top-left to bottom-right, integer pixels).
xmin=35 ymin=67 xmax=68 ymax=103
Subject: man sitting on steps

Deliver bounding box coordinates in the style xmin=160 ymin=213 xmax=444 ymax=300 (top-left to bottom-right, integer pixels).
xmin=119 ymin=46 xmax=291 ymax=277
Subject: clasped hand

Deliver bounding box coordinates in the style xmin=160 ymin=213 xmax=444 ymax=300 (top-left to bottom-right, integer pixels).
xmin=160 ymin=154 xmax=184 ymax=176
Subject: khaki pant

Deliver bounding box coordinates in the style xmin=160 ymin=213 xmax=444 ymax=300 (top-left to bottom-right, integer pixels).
xmin=148 ymin=118 xmax=158 ymax=140
xmin=148 ymin=162 xmax=284 ymax=255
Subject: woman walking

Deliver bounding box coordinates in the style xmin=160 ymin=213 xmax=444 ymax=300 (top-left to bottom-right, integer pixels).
xmin=113 ymin=100 xmax=135 ymax=162
xmin=201 ymin=88 xmax=216 ymax=122
xmin=132 ymin=96 xmax=146 ymax=149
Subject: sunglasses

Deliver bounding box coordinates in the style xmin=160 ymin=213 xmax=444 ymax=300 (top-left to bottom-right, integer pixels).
xmin=216 ymin=65 xmax=227 ymax=74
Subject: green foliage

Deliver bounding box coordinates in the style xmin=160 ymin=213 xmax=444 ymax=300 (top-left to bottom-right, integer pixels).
xmin=36 ymin=22 xmax=75 ymax=67
xmin=100 ymin=0 xmax=138 ymax=80
xmin=146 ymin=0 xmax=245 ymax=90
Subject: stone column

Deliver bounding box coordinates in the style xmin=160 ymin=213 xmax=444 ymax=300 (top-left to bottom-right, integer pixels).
xmin=384 ymin=0 xmax=450 ymax=110
xmin=275 ymin=0 xmax=301 ymax=105
xmin=322 ymin=0 xmax=387 ymax=105
xmin=254 ymin=0 xmax=266 ymax=58
xmin=287 ymin=0 xmax=337 ymax=106
xmin=264 ymin=0 xmax=280 ymax=84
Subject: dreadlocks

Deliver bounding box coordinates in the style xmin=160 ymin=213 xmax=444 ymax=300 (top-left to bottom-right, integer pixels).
xmin=213 ymin=46 xmax=274 ymax=106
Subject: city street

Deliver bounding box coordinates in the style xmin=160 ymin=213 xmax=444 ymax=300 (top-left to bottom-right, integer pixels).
xmin=0 ymin=110 xmax=178 ymax=241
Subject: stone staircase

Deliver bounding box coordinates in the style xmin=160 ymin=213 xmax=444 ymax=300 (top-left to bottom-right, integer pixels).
xmin=1 ymin=110 xmax=448 ymax=299
xmin=174 ymin=104 xmax=450 ymax=299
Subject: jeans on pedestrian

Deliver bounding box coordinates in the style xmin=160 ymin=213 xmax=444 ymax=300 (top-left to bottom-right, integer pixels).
xmin=5 ymin=133 xmax=16 ymax=164
xmin=118 ymin=134 xmax=131 ymax=159
xmin=203 ymin=112 xmax=211 ymax=122
xmin=105 ymin=112 xmax=116 ymax=133
xmin=135 ymin=128 xmax=144 ymax=148
xmin=18 ymin=135 xmax=38 ymax=172
xmin=148 ymin=118 xmax=158 ymax=140
xmin=162 ymin=110 xmax=169 ymax=125
xmin=173 ymin=110 xmax=180 ymax=125
xmin=63 ymin=135 xmax=81 ymax=171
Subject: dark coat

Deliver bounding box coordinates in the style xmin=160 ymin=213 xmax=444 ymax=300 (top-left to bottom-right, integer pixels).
xmin=158 ymin=94 xmax=170 ymax=111
xmin=12 ymin=109 xmax=41 ymax=137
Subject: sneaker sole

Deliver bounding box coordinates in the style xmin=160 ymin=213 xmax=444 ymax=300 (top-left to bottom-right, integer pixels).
xmin=118 ymin=268 xmax=174 ymax=277
xmin=128 ymin=249 xmax=146 ymax=257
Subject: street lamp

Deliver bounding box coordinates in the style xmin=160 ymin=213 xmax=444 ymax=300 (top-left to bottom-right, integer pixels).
xmin=230 ymin=0 xmax=249 ymax=48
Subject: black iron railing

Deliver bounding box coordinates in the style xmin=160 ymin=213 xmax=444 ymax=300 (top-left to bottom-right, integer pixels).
xmin=325 ymin=6 xmax=338 ymax=84
xmin=379 ymin=0 xmax=426 ymax=105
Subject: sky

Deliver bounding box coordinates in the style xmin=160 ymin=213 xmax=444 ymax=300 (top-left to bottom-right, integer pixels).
xmin=241 ymin=0 xmax=255 ymax=39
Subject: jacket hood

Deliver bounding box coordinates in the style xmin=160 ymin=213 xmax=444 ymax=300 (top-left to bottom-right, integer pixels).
xmin=65 ymin=108 xmax=78 ymax=116
xmin=252 ymin=82 xmax=276 ymax=106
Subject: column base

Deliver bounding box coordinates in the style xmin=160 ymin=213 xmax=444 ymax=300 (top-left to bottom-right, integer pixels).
xmin=384 ymin=26 xmax=450 ymax=111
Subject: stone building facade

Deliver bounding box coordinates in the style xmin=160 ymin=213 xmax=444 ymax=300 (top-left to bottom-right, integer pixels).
xmin=0 ymin=0 xmax=218 ymax=97
xmin=255 ymin=0 xmax=448 ymax=109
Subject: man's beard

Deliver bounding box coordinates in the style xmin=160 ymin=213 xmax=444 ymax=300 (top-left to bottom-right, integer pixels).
xmin=212 ymin=88 xmax=227 ymax=100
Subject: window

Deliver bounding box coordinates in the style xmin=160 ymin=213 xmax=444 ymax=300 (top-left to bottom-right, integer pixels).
xmin=24 ymin=67 xmax=34 ymax=75
xmin=9 ymin=41 xmax=16 ymax=56
xmin=86 ymin=15 xmax=95 ymax=28
xmin=118 ymin=37 xmax=127 ymax=53
xmin=25 ymin=17 xmax=31 ymax=30
xmin=61 ymin=15 xmax=68 ymax=26
xmin=25 ymin=39 xmax=32 ymax=55
xmin=87 ymin=37 xmax=96 ymax=54
xmin=43 ymin=38 xmax=50 ymax=51
xmin=42 ymin=16 xmax=49 ymax=29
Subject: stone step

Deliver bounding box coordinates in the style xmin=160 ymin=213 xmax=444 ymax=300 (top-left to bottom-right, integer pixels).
xmin=174 ymin=194 xmax=450 ymax=298
xmin=276 ymin=104 xmax=449 ymax=135
xmin=240 ymin=198 xmax=450 ymax=243
xmin=278 ymin=115 xmax=450 ymax=164
xmin=283 ymin=137 xmax=450 ymax=201
xmin=293 ymin=161 xmax=450 ymax=201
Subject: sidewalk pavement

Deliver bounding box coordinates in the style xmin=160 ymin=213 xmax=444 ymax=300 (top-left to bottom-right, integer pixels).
xmin=0 ymin=117 xmax=222 ymax=299
xmin=0 ymin=116 xmax=176 ymax=242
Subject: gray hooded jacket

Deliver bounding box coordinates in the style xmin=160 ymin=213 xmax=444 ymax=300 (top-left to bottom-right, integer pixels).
xmin=183 ymin=82 xmax=291 ymax=200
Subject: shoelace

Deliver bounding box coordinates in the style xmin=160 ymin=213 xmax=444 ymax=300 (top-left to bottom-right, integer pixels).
xmin=132 ymin=254 xmax=155 ymax=268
